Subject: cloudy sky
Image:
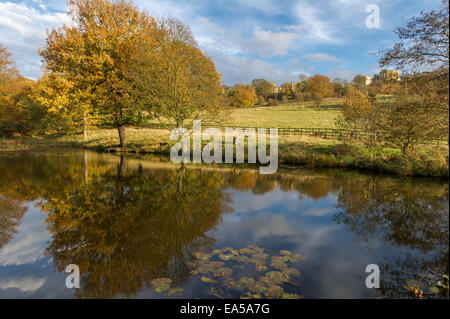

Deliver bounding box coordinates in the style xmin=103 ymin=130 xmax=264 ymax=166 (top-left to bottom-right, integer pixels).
xmin=0 ymin=0 xmax=442 ymax=85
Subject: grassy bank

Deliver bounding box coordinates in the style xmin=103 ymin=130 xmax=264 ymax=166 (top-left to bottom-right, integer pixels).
xmin=1 ymin=127 xmax=448 ymax=178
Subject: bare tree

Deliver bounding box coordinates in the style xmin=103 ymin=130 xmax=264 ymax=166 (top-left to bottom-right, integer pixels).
xmin=379 ymin=0 xmax=449 ymax=75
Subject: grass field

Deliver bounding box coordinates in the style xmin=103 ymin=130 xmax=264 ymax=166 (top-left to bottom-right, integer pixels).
xmin=146 ymin=98 xmax=343 ymax=129
xmin=226 ymin=98 xmax=342 ymax=128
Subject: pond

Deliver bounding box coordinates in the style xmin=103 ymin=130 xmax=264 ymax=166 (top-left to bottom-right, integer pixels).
xmin=0 ymin=150 xmax=448 ymax=299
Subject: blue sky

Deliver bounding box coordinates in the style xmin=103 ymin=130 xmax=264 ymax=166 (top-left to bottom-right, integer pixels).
xmin=0 ymin=0 xmax=443 ymax=85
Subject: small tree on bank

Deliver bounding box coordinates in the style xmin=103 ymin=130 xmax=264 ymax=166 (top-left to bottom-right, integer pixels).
xmin=131 ymin=18 xmax=227 ymax=128
xmin=227 ymin=84 xmax=258 ymax=108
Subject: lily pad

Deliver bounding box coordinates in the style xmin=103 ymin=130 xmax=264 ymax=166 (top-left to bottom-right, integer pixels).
xmin=266 ymin=271 xmax=290 ymax=284
xmin=224 ymin=279 xmax=239 ymax=289
xmin=167 ymin=288 xmax=184 ymax=296
xmin=201 ymin=276 xmax=219 ymax=284
xmin=237 ymin=277 xmax=255 ymax=290
xmin=289 ymin=253 xmax=305 ymax=262
xmin=247 ymin=281 xmax=268 ymax=294
xmin=240 ymin=245 xmax=264 ymax=255
xmin=240 ymin=292 xmax=262 ymax=299
xmin=239 ymin=247 xmax=254 ymax=255
xmin=197 ymin=264 xmax=215 ymax=274
xmin=248 ymin=245 xmax=265 ymax=253
xmin=271 ymin=255 xmax=290 ymax=263
xmin=255 ymin=265 xmax=268 ymax=271
xmin=252 ymin=253 xmax=269 ymax=260
xmin=265 ymin=284 xmax=283 ymax=299
xmin=218 ymin=253 xmax=234 ymax=261
xmin=249 ymin=258 xmax=266 ymax=266
xmin=194 ymin=252 xmax=211 ymax=261
xmin=186 ymin=261 xmax=198 ymax=270
xmin=258 ymin=276 xmax=272 ymax=285
xmin=235 ymin=255 xmax=251 ymax=264
xmin=282 ymin=268 xmax=300 ymax=277
xmin=279 ymin=250 xmax=291 ymax=256
xmin=208 ymin=261 xmax=225 ymax=268
xmin=223 ymin=247 xmax=239 ymax=255
xmin=151 ymin=278 xmax=172 ymax=293
xmin=271 ymin=261 xmax=288 ymax=270
xmin=214 ymin=267 xmax=233 ymax=277
xmin=210 ymin=286 xmax=226 ymax=298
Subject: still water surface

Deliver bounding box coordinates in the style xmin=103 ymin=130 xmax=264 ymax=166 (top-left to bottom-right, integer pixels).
xmin=0 ymin=150 xmax=448 ymax=299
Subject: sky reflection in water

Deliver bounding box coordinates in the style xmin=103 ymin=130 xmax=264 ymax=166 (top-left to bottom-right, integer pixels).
xmin=0 ymin=150 xmax=448 ymax=299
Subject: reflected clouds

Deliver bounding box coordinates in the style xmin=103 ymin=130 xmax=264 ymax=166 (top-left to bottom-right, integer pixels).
xmin=0 ymin=150 xmax=447 ymax=299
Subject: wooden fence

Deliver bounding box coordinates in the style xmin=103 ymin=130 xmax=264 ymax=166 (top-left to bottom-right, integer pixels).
xmin=145 ymin=123 xmax=447 ymax=142
xmin=146 ymin=123 xmax=360 ymax=139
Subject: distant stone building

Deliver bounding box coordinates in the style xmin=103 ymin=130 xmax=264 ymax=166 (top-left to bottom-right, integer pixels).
xmin=270 ymin=81 xmax=281 ymax=94
xmin=289 ymin=82 xmax=298 ymax=91
xmin=374 ymin=69 xmax=402 ymax=82
xmin=365 ymin=76 xmax=373 ymax=86
xmin=270 ymin=81 xmax=298 ymax=94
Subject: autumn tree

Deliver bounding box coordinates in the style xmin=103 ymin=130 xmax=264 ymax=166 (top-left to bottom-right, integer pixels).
xmin=352 ymin=75 xmax=368 ymax=93
xmin=0 ymin=44 xmax=18 ymax=84
xmin=295 ymin=74 xmax=309 ymax=93
xmin=331 ymin=79 xmax=345 ymax=98
xmin=280 ymin=82 xmax=294 ymax=100
xmin=379 ymin=0 xmax=449 ymax=147
xmin=0 ymin=77 xmax=44 ymax=136
xmin=251 ymin=78 xmax=273 ymax=100
xmin=130 ymin=18 xmax=226 ymax=128
xmin=39 ymin=0 xmax=157 ymax=147
xmin=0 ymin=44 xmax=18 ymax=135
xmin=336 ymin=87 xmax=381 ymax=160
xmin=0 ymin=44 xmax=44 ymax=136
xmin=379 ymin=89 xmax=448 ymax=154
xmin=306 ymin=74 xmax=332 ymax=110
xmin=227 ymin=84 xmax=258 ymax=107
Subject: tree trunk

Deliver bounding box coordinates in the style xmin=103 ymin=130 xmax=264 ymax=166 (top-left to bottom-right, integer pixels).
xmin=83 ymin=113 xmax=88 ymax=142
xmin=84 ymin=150 xmax=89 ymax=186
xmin=117 ymin=155 xmax=127 ymax=178
xmin=117 ymin=125 xmax=126 ymax=148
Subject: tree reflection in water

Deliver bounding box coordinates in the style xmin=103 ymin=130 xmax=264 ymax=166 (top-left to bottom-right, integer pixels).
xmin=333 ymin=175 xmax=449 ymax=298
xmin=0 ymin=150 xmax=448 ymax=298
xmin=43 ymin=159 xmax=232 ymax=298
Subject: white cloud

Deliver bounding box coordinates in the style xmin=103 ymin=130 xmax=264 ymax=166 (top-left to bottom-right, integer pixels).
xmin=191 ymin=17 xmax=241 ymax=55
xmin=0 ymin=2 xmax=71 ymax=79
xmin=193 ymin=17 xmax=305 ymax=59
xmin=0 ymin=205 xmax=50 ymax=267
xmin=0 ymin=276 xmax=46 ymax=292
xmin=213 ymin=55 xmax=300 ymax=85
xmin=302 ymin=207 xmax=336 ymax=216
xmin=305 ymin=53 xmax=340 ymax=62
xmin=242 ymin=26 xmax=303 ymax=58
xmin=294 ymin=1 xmax=342 ymax=44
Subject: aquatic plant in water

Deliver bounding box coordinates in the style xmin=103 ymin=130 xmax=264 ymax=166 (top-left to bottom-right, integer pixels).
xmin=151 ymin=245 xmax=305 ymax=299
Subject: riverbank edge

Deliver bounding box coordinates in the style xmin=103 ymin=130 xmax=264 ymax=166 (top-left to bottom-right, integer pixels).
xmin=1 ymin=136 xmax=448 ymax=179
